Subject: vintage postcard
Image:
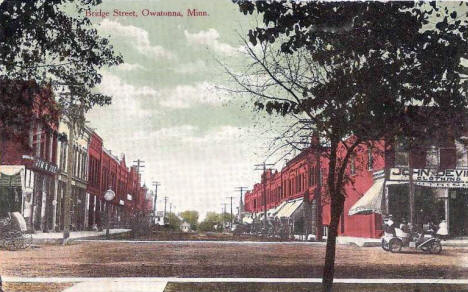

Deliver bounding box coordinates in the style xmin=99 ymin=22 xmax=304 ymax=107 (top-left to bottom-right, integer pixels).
xmin=0 ymin=0 xmax=468 ymax=291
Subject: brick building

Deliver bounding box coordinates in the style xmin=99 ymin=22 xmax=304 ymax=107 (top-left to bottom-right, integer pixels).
xmin=245 ymin=128 xmax=468 ymax=239
xmin=0 ymin=84 xmax=154 ymax=232
xmin=0 ymin=84 xmax=59 ymax=232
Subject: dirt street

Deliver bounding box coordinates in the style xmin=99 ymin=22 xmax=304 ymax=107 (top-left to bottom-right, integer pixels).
xmin=1 ymin=241 xmax=467 ymax=279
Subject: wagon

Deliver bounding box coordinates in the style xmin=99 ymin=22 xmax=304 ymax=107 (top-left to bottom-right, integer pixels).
xmin=0 ymin=212 xmax=32 ymax=251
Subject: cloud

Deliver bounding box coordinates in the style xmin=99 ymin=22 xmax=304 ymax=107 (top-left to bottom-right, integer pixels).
xmin=100 ymin=19 xmax=174 ymax=60
xmin=159 ymin=82 xmax=228 ymax=108
xmin=116 ymin=63 xmax=145 ymax=71
xmin=184 ymin=28 xmax=240 ymax=56
xmin=96 ymin=72 xmax=158 ymax=117
xmin=173 ymin=60 xmax=207 ymax=74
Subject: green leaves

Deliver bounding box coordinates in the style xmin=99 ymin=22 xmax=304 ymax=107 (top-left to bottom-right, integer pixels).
xmin=0 ymin=0 xmax=122 ymax=131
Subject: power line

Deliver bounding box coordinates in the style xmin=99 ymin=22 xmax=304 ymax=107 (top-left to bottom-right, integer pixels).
xmin=133 ymin=159 xmax=145 ymax=181
xmin=254 ymin=162 xmax=275 ymax=231
xmin=152 ymin=181 xmax=160 ymax=217
xmin=235 ymin=186 xmax=248 ymax=220
xmin=226 ymin=196 xmax=235 ymax=229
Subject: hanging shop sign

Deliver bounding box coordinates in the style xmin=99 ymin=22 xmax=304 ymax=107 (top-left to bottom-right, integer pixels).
xmin=389 ymin=168 xmax=468 ymax=188
xmin=33 ymin=159 xmax=58 ymax=173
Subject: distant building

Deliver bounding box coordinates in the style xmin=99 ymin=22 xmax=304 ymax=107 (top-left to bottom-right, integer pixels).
xmin=180 ymin=221 xmax=191 ymax=232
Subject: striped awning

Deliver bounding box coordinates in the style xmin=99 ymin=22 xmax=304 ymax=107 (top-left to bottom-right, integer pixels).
xmin=0 ymin=173 xmax=22 ymax=187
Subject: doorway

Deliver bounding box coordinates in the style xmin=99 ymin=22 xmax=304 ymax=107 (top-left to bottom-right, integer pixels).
xmin=449 ymin=190 xmax=468 ymax=237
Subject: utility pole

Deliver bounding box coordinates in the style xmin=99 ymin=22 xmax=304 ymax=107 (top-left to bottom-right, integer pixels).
xmin=169 ymin=203 xmax=172 ymax=226
xmin=163 ymin=196 xmax=168 ymax=224
xmin=221 ymin=203 xmax=227 ymax=231
xmin=235 ymin=187 xmax=248 ymax=221
xmin=226 ymin=196 xmax=235 ymax=229
xmin=133 ymin=159 xmax=145 ymax=181
xmin=152 ymin=181 xmax=160 ymax=218
xmin=255 ymin=162 xmax=274 ymax=231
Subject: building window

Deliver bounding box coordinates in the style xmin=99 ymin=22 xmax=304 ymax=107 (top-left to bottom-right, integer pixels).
xmin=426 ymin=146 xmax=439 ymax=168
xmin=395 ymin=139 xmax=409 ymax=167
xmin=456 ymin=140 xmax=468 ymax=167
xmin=367 ymin=148 xmax=373 ymax=171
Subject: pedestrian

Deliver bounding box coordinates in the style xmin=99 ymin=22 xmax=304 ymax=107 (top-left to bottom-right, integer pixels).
xmin=437 ymin=219 xmax=448 ymax=240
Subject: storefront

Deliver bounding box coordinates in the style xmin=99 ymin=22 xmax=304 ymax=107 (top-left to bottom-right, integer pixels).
xmin=26 ymin=158 xmax=58 ymax=232
xmin=349 ymin=167 xmax=468 ymax=238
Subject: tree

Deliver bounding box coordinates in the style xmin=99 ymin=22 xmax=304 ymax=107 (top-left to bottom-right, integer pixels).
xmin=0 ymin=0 xmax=122 ymax=133
xmin=179 ymin=210 xmax=199 ymax=231
xmin=232 ymin=2 xmax=468 ymax=291
xmin=199 ymin=212 xmax=222 ymax=232
xmin=166 ymin=212 xmax=182 ymax=230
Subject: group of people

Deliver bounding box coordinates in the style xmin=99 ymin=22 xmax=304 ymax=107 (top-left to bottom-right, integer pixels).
xmin=383 ymin=214 xmax=449 ymax=240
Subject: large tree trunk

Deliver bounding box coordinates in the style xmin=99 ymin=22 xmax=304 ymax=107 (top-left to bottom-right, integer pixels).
xmin=321 ymin=137 xmax=360 ymax=292
xmin=322 ymin=194 xmax=345 ymax=292
xmin=322 ymin=137 xmax=339 ymax=292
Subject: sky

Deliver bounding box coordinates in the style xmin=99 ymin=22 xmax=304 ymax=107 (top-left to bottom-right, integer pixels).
xmin=85 ymin=0 xmax=285 ymax=219
xmin=83 ymin=1 xmax=468 ymax=220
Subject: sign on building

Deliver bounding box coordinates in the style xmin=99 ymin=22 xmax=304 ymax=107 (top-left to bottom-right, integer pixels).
xmin=389 ymin=168 xmax=468 ymax=188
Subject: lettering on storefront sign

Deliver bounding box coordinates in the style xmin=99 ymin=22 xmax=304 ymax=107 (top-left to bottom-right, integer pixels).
xmin=389 ymin=168 xmax=468 ymax=188
xmin=33 ymin=159 xmax=58 ymax=173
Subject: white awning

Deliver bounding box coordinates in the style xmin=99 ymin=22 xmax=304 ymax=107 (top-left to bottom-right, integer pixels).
xmin=276 ymin=198 xmax=303 ymax=218
xmin=242 ymin=216 xmax=253 ymax=224
xmin=268 ymin=201 xmax=288 ymax=217
xmin=348 ymin=178 xmax=385 ymax=216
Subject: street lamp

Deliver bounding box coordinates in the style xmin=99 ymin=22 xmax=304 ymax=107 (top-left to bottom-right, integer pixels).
xmin=104 ymin=188 xmax=115 ymax=240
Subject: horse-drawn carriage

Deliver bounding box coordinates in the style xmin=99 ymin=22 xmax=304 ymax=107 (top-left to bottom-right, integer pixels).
xmin=0 ymin=212 xmax=32 ymax=250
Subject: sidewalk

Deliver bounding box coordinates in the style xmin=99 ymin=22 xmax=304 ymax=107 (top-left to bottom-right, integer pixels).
xmin=32 ymin=229 xmax=131 ymax=244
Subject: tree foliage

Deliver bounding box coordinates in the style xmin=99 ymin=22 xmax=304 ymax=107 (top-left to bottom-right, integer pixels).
xmin=232 ymin=1 xmax=468 ymax=291
xmin=166 ymin=212 xmax=182 ymax=230
xmin=0 ymin=0 xmax=122 ymax=134
xmin=179 ymin=210 xmax=199 ymax=230
xmin=198 ymin=212 xmax=233 ymax=232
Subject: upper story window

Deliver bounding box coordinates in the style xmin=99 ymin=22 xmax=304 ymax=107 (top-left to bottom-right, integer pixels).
xmin=367 ymin=148 xmax=374 ymax=170
xmin=456 ymin=140 xmax=468 ymax=167
xmin=350 ymin=155 xmax=356 ymax=175
xmin=426 ymin=145 xmax=439 ymax=168
xmin=395 ymin=139 xmax=409 ymax=167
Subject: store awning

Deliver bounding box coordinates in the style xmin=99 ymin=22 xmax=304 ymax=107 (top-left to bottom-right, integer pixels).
xmin=242 ymin=216 xmax=253 ymax=224
xmin=348 ymin=178 xmax=385 ymax=216
xmin=0 ymin=166 xmax=25 ymax=188
xmin=268 ymin=201 xmax=288 ymax=217
xmin=0 ymin=173 xmax=22 ymax=187
xmin=276 ymin=198 xmax=303 ymax=218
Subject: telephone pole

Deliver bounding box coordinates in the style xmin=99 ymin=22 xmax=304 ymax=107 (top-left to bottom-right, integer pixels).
xmin=221 ymin=203 xmax=227 ymax=230
xmin=133 ymin=159 xmax=145 ymax=181
xmin=255 ymin=162 xmax=274 ymax=231
xmin=226 ymin=196 xmax=235 ymax=228
xmin=235 ymin=187 xmax=248 ymax=221
xmin=163 ymin=196 xmax=168 ymax=224
xmin=152 ymin=181 xmax=160 ymax=217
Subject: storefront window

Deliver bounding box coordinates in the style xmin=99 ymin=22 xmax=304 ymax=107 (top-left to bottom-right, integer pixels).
xmin=426 ymin=146 xmax=439 ymax=168
xmin=395 ymin=139 xmax=409 ymax=167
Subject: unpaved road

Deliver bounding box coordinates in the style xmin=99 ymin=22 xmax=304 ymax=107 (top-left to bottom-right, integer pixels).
xmin=1 ymin=241 xmax=467 ymax=279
